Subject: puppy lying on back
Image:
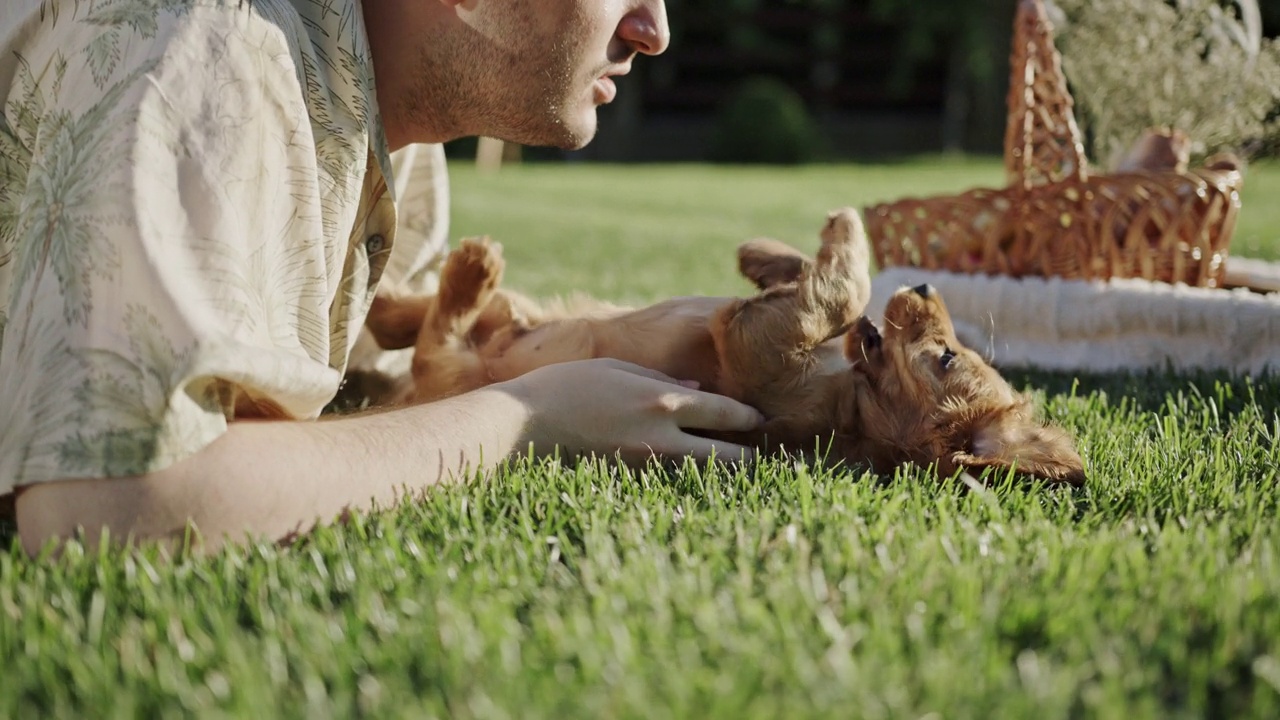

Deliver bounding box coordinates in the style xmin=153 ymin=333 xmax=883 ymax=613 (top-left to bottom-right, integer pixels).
xmin=366 ymin=209 xmax=1086 ymax=485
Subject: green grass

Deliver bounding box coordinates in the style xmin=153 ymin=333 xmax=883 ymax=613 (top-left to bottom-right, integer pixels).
xmin=448 ymin=157 xmax=1280 ymax=301
xmin=4 ymin=158 xmax=1280 ymax=718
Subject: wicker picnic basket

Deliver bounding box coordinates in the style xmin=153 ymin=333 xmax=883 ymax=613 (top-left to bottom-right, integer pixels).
xmin=864 ymin=0 xmax=1246 ymax=288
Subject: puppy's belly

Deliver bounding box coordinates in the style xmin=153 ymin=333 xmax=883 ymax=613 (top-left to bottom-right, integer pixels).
xmin=482 ymin=296 xmax=732 ymax=391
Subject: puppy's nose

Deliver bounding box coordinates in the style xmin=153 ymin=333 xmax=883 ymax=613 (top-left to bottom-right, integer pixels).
xmin=912 ymin=283 xmax=934 ymax=299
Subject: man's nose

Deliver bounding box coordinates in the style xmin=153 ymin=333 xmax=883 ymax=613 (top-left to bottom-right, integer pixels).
xmin=618 ymin=2 xmax=670 ymax=56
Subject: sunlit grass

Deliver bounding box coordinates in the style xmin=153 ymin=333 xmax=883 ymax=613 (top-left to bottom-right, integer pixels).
xmin=450 ymin=157 xmax=1280 ymax=300
xmin=3 ymin=158 xmax=1279 ymax=718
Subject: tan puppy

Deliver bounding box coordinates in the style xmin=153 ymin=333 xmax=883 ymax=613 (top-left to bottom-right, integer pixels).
xmin=1112 ymin=127 xmax=1191 ymax=173
xmin=366 ymin=210 xmax=1086 ymax=485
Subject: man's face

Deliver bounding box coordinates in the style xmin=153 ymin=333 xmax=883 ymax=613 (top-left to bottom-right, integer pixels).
xmin=413 ymin=0 xmax=669 ymax=150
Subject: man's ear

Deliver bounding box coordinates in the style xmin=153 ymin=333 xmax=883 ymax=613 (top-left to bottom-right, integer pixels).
xmin=365 ymin=293 xmax=431 ymax=350
xmin=949 ymin=402 xmax=1087 ymax=486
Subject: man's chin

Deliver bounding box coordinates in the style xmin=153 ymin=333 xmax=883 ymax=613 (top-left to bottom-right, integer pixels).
xmin=548 ymin=112 xmax=598 ymax=151
xmin=495 ymin=108 xmax=598 ymax=151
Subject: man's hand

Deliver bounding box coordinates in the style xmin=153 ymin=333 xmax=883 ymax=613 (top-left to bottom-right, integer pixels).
xmin=503 ymin=358 xmax=763 ymax=465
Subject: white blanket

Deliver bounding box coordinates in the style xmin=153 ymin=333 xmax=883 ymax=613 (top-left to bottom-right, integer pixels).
xmin=868 ymin=258 xmax=1280 ymax=376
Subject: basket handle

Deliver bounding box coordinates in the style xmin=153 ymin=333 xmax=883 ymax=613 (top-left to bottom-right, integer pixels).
xmin=1003 ymin=0 xmax=1090 ymax=190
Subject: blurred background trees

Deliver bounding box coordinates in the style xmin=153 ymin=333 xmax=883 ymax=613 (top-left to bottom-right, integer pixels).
xmin=454 ymin=0 xmax=1280 ymax=164
xmin=1053 ymin=0 xmax=1280 ymax=163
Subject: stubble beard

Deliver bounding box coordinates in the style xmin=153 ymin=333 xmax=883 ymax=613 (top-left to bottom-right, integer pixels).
xmin=402 ymin=21 xmax=597 ymax=150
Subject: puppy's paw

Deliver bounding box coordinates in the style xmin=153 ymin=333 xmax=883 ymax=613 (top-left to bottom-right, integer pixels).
xmin=813 ymin=208 xmax=872 ymax=312
xmin=439 ymin=237 xmax=505 ymax=318
xmin=817 ymin=208 xmax=869 ymax=267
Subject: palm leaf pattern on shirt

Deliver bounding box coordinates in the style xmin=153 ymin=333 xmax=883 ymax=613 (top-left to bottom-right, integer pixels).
xmin=0 ymin=106 xmax=35 ymax=265
xmin=0 ymin=55 xmax=52 ymax=361
xmin=56 ymin=305 xmax=215 ymax=476
xmin=9 ymin=55 xmax=158 ymax=350
xmin=0 ymin=53 xmax=57 ymax=349
xmin=0 ymin=113 xmax=26 ymax=352
xmin=81 ymin=0 xmax=192 ymax=87
xmin=2 ymin=0 xmax=410 ymax=484
xmin=0 ymin=314 xmax=82 ymax=482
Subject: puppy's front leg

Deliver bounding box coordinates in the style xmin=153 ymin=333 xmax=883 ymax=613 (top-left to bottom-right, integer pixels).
xmin=712 ymin=208 xmax=872 ymax=410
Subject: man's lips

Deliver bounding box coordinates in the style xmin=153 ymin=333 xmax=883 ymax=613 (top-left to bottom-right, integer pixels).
xmin=593 ymin=65 xmax=631 ymax=104
xmin=593 ymin=76 xmax=618 ymax=104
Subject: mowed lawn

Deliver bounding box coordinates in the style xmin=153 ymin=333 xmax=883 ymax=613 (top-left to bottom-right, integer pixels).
xmin=3 ymin=158 xmax=1280 ymax=718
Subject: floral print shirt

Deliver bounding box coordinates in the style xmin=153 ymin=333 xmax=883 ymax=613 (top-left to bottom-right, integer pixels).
xmin=0 ymin=0 xmax=449 ymax=492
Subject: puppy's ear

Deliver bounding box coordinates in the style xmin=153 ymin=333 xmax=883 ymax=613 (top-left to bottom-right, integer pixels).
xmin=948 ymin=402 xmax=1086 ymax=486
xmin=737 ymin=238 xmax=810 ymax=290
xmin=365 ymin=293 xmax=432 ymax=350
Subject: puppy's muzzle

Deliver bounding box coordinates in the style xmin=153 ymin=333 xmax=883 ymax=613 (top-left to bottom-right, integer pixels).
xmin=855 ymin=316 xmax=882 ymax=351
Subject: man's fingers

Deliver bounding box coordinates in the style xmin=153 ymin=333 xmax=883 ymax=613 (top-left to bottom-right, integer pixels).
xmin=623 ymin=435 xmax=756 ymax=465
xmin=592 ymin=358 xmax=684 ymax=386
xmin=679 ymin=437 xmax=756 ymax=464
xmin=664 ymin=390 xmax=765 ymax=433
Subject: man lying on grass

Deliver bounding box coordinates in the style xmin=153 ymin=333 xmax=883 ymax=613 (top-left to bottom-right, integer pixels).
xmin=0 ymin=0 xmax=766 ymax=555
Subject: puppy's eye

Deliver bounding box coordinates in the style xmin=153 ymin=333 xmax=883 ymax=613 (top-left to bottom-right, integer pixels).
xmin=940 ymin=347 xmax=957 ymax=370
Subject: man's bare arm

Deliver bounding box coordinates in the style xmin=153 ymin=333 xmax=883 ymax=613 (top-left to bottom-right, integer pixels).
xmin=15 ymin=359 xmax=763 ymax=555
xmin=16 ymin=383 xmax=533 ymax=555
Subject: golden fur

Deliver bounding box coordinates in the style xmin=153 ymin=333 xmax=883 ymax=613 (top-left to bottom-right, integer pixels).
xmin=366 ymin=209 xmax=1086 ymax=485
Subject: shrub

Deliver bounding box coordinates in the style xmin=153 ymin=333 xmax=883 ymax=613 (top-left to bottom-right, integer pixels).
xmin=709 ymin=76 xmax=823 ymax=164
xmin=1051 ymin=0 xmax=1280 ymax=162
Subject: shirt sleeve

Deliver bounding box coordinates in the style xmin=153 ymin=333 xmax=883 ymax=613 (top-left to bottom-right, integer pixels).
xmin=387 ymin=142 xmax=452 ymax=294
xmin=345 ymin=142 xmax=452 ymax=382
xmin=0 ymin=5 xmax=357 ymax=491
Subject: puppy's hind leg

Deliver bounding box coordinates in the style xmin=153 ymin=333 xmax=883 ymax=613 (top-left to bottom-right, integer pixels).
xmin=712 ymin=209 xmax=873 ymax=409
xmin=409 ymin=237 xmax=507 ymax=402
xmin=725 ymin=208 xmax=872 ymax=350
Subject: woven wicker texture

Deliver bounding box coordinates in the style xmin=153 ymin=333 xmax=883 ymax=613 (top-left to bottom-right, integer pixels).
xmin=1004 ymin=0 xmax=1088 ymax=190
xmin=864 ymin=0 xmax=1246 ymax=288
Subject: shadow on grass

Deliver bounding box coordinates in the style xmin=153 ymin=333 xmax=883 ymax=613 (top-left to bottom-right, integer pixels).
xmin=0 ymin=493 xmax=12 ymax=548
xmin=1007 ymin=367 xmax=1280 ymax=420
